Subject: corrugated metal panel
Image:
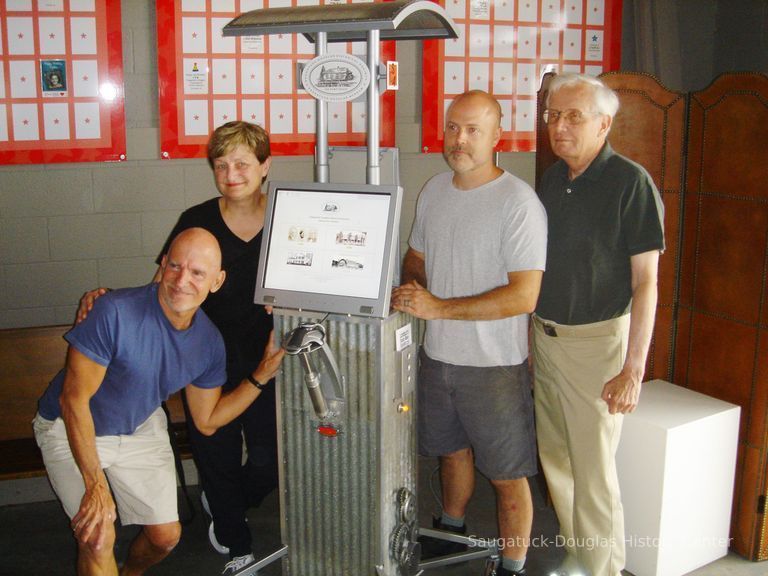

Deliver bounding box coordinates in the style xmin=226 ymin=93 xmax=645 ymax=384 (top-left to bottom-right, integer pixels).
xmin=275 ymin=312 xmax=418 ymax=576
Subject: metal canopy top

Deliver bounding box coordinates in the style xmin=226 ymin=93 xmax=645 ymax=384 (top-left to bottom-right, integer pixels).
xmin=222 ymin=0 xmax=459 ymax=42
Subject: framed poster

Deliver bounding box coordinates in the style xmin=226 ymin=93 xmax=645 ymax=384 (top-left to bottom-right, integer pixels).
xmin=157 ymin=0 xmax=397 ymax=159
xmin=422 ymin=0 xmax=623 ymax=153
xmin=0 ymin=0 xmax=126 ymax=164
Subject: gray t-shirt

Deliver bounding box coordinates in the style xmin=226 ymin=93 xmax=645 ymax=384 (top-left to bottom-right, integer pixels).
xmin=409 ymin=170 xmax=547 ymax=366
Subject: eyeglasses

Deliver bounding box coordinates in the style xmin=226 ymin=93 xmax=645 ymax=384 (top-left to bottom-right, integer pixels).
xmin=542 ymin=108 xmax=598 ymax=126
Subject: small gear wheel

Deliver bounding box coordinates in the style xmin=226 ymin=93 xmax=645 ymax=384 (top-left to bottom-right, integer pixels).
xmin=396 ymin=487 xmax=416 ymax=523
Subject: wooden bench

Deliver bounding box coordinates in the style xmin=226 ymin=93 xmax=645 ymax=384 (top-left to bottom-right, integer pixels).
xmin=0 ymin=325 xmax=190 ymax=482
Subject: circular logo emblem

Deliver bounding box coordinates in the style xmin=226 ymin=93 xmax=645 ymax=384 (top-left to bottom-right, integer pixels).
xmin=301 ymin=54 xmax=370 ymax=103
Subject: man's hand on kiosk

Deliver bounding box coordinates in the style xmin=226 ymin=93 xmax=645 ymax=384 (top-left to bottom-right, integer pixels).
xmin=71 ymin=473 xmax=116 ymax=550
xmin=392 ymin=280 xmax=442 ymax=320
xmin=75 ymin=288 xmax=109 ymax=325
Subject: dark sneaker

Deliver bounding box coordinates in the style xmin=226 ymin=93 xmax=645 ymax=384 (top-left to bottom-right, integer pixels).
xmin=418 ymin=516 xmax=468 ymax=559
xmin=497 ymin=566 xmax=527 ymax=576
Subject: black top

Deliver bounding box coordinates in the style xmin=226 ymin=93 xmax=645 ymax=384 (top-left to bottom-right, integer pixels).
xmin=158 ymin=198 xmax=272 ymax=390
xmin=535 ymin=143 xmax=665 ymax=325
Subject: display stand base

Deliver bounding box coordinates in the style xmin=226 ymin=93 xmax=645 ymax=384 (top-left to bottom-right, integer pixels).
xmin=417 ymin=527 xmax=500 ymax=574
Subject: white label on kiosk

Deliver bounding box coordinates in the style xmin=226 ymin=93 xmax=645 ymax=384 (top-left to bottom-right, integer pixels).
xmin=395 ymin=324 xmax=413 ymax=352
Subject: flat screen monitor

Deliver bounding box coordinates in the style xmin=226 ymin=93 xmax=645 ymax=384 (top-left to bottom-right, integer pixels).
xmin=254 ymin=181 xmax=402 ymax=318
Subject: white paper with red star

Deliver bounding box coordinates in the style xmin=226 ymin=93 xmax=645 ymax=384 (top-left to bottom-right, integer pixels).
xmin=422 ymin=0 xmax=621 ymax=152
xmin=39 ymin=17 xmax=66 ymax=54
xmin=159 ymin=0 xmax=396 ymax=158
xmin=0 ymin=1 xmax=125 ymax=164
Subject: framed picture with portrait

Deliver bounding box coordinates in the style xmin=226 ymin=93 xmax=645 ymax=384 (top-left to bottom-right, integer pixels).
xmin=41 ymin=60 xmax=67 ymax=94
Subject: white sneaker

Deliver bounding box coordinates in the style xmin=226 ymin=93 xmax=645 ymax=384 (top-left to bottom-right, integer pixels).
xmin=222 ymin=553 xmax=255 ymax=575
xmin=201 ymin=491 xmax=230 ymax=555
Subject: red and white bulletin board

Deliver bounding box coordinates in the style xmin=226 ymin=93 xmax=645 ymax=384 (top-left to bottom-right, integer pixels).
xmin=0 ymin=0 xmax=126 ymax=165
xmin=157 ymin=0 xmax=397 ymax=159
xmin=422 ymin=0 xmax=622 ymax=153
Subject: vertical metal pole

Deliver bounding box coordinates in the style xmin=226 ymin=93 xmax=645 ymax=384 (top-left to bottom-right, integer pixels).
xmin=366 ymin=29 xmax=380 ymax=185
xmin=315 ymin=31 xmax=329 ymax=183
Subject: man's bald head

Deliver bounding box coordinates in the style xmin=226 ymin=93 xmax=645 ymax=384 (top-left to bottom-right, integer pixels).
xmin=167 ymin=227 xmax=223 ymax=271
xmin=447 ymin=90 xmax=503 ymax=129
xmin=158 ymin=227 xmax=226 ymax=329
xmin=443 ymin=90 xmax=503 ymax=188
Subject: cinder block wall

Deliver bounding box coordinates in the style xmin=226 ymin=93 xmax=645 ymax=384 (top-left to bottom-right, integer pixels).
xmin=0 ymin=1 xmax=535 ymax=329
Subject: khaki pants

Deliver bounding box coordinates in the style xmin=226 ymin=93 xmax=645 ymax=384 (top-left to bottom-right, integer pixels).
xmin=532 ymin=314 xmax=629 ymax=576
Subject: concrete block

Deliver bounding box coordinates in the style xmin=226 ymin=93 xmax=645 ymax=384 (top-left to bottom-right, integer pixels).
xmin=54 ymin=305 xmax=78 ymax=326
xmin=396 ymin=75 xmax=419 ymax=122
xmin=131 ymin=25 xmax=157 ymax=75
xmin=120 ymin=0 xmax=154 ymax=30
xmin=97 ymin=256 xmax=157 ymax=289
xmin=183 ymin=163 xmax=215 ymax=207
xmin=399 ymin=197 xmax=417 ymax=243
xmin=49 ymin=213 xmax=143 ymax=260
xmin=396 ymin=123 xmax=422 ymax=154
xmin=124 ymin=73 xmax=157 ymax=128
xmin=4 ymin=260 xmax=98 ymax=308
xmin=0 ymin=217 xmax=50 ymax=264
xmin=0 ymin=265 xmax=6 ymax=308
xmin=142 ymin=210 xmax=182 ymax=256
xmin=0 ymin=170 xmax=93 ymax=217
xmin=499 ymin=152 xmax=536 ymax=188
xmin=0 ymin=306 xmax=60 ymax=330
xmin=399 ymin=154 xmax=446 ymax=201
xmin=126 ymin=128 xmax=161 ymax=161
xmin=268 ymin=157 xmax=315 ymax=182
xmin=122 ymin=29 xmax=134 ymax=74
xmin=93 ymin=164 xmax=185 ymax=212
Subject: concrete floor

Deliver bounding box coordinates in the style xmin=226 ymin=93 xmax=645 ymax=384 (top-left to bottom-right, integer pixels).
xmin=0 ymin=457 xmax=764 ymax=576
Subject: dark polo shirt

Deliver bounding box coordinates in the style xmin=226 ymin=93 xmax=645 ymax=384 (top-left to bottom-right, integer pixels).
xmin=536 ymin=143 xmax=665 ymax=325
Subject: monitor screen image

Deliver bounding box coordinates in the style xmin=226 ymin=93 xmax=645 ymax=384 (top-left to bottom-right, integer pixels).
xmin=254 ymin=181 xmax=402 ymax=318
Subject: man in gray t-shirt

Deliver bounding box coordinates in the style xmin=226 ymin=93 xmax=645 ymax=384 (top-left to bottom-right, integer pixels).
xmin=392 ymin=90 xmax=547 ymax=576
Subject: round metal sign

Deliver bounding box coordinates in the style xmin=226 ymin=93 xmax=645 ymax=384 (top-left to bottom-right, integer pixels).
xmin=301 ymin=53 xmax=370 ymax=103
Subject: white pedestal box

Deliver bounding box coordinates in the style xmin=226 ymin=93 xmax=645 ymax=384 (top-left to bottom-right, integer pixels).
xmin=616 ymin=379 xmax=740 ymax=576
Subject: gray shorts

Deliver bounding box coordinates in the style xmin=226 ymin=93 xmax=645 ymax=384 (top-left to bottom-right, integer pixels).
xmin=418 ymin=348 xmax=537 ymax=480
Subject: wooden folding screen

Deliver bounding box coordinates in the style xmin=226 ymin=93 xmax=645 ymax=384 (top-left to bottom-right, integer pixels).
xmin=674 ymin=73 xmax=768 ymax=560
xmin=535 ymin=71 xmax=686 ymax=382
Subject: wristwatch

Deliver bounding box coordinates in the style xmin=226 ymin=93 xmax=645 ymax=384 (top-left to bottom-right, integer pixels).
xmin=246 ymin=373 xmax=268 ymax=390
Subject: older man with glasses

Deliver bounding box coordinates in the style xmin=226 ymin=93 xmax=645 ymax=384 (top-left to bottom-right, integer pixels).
xmin=532 ymin=74 xmax=665 ymax=576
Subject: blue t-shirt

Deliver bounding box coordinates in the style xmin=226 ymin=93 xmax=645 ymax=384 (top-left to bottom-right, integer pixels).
xmin=38 ymin=283 xmax=226 ymax=436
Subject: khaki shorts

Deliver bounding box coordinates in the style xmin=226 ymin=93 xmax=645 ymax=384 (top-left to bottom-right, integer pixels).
xmin=33 ymin=407 xmax=178 ymax=526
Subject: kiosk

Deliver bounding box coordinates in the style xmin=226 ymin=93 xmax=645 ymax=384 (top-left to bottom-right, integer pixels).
xmin=255 ymin=178 xmax=416 ymax=576
xmin=223 ymin=2 xmax=499 ymax=575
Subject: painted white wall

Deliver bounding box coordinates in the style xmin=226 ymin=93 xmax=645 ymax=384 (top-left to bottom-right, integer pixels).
xmin=0 ymin=1 xmax=535 ymax=328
